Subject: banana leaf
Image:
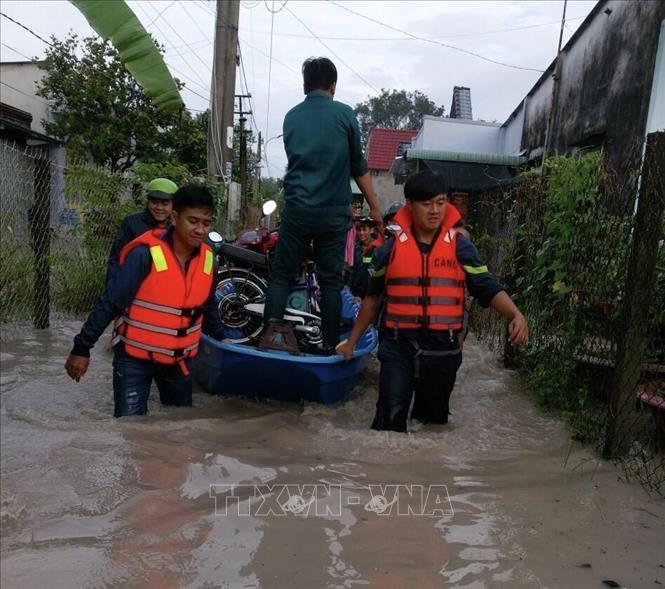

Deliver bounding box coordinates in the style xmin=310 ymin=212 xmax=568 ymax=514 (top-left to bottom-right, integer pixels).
xmin=70 ymin=0 xmax=185 ymax=111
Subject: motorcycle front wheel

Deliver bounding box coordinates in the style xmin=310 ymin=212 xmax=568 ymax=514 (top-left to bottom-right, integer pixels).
xmin=215 ymin=270 xmax=266 ymax=344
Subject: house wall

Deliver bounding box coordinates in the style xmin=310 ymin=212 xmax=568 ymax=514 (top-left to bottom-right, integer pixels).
xmin=412 ymin=116 xmax=502 ymax=154
xmin=371 ymin=171 xmax=404 ymax=212
xmin=522 ymin=0 xmax=665 ymax=166
xmin=0 ymin=62 xmax=51 ymax=136
xmin=498 ymin=100 xmax=525 ymax=155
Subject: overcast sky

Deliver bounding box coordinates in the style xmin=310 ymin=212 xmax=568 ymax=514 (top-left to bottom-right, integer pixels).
xmin=1 ymin=0 xmax=599 ymax=177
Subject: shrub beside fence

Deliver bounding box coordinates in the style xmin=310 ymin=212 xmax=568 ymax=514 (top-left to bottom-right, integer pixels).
xmin=0 ymin=140 xmax=224 ymax=329
xmin=470 ymin=132 xmax=665 ymax=496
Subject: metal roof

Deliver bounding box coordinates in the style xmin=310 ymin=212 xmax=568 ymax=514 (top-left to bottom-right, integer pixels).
xmin=406 ymin=148 xmax=526 ymax=166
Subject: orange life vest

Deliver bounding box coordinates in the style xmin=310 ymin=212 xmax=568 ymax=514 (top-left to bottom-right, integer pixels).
xmin=385 ymin=204 xmax=465 ymax=332
xmin=112 ymin=230 xmax=215 ymax=370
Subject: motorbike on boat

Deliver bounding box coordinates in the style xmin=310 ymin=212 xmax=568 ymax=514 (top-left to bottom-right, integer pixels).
xmin=207 ymin=200 xmax=323 ymax=348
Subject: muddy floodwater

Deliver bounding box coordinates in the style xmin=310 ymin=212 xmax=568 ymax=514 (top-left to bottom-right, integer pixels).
xmin=1 ymin=323 xmax=664 ymax=588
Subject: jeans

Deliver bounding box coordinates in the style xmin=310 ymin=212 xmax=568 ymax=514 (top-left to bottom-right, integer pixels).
xmin=372 ymin=337 xmax=462 ymax=432
xmin=264 ymin=218 xmax=347 ymax=347
xmin=112 ymin=347 xmax=193 ymax=417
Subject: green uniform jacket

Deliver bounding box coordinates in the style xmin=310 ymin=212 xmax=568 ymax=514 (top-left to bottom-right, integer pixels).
xmin=281 ymin=90 xmax=368 ymax=233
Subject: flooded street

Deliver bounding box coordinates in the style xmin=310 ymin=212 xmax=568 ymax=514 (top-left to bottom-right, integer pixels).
xmin=1 ymin=323 xmax=664 ymax=589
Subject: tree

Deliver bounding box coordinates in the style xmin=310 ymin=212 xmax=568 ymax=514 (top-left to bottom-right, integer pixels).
xmin=36 ymin=34 xmax=188 ymax=172
xmin=354 ymin=89 xmax=446 ymax=146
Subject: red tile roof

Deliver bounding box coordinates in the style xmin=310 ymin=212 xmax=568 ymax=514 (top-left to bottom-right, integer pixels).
xmin=367 ymin=128 xmax=418 ymax=171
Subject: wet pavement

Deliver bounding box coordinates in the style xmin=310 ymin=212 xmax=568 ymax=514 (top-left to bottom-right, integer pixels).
xmin=1 ymin=323 xmax=664 ymax=588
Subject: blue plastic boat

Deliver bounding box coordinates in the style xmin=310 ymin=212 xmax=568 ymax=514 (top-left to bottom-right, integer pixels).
xmin=193 ymin=327 xmax=377 ymax=405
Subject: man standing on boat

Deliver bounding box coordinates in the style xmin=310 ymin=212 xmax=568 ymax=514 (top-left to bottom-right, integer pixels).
xmin=260 ymin=56 xmax=383 ymax=354
xmin=65 ymin=185 xmax=226 ymax=417
xmin=337 ymin=171 xmax=529 ymax=433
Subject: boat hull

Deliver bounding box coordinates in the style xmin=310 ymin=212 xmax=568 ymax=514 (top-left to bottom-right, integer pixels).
xmin=193 ymin=328 xmax=377 ymax=405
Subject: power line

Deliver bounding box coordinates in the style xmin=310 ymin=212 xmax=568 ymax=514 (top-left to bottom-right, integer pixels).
xmin=165 ymin=37 xmax=211 ymax=51
xmin=0 ymin=11 xmax=54 ymax=47
xmin=242 ymin=14 xmax=587 ymax=42
xmin=239 ymin=37 xmax=299 ymax=75
xmin=178 ymin=0 xmax=210 ymax=40
xmin=134 ymin=1 xmax=208 ymax=87
xmin=0 ymin=81 xmax=50 ymax=106
xmin=193 ymin=0 xmax=216 ymax=17
xmin=238 ymin=43 xmax=260 ymax=135
xmin=180 ymin=83 xmax=210 ymax=102
xmin=147 ymin=3 xmax=212 ymax=76
xmin=156 ymin=13 xmax=589 ymax=53
xmin=284 ymin=4 xmax=379 ymax=93
xmin=326 ymin=0 xmax=544 ymax=73
xmin=145 ymin=0 xmax=176 ymax=28
xmin=264 ymin=0 xmax=288 ymax=13
xmin=1 ymin=42 xmax=35 ymax=61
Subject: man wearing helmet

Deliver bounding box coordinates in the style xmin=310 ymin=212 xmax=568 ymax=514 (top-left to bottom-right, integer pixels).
xmin=383 ymin=201 xmax=403 ymax=227
xmin=106 ymin=178 xmax=178 ymax=283
xmin=348 ymin=215 xmax=379 ymax=299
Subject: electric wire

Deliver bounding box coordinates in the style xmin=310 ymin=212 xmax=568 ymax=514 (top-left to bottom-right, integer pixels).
xmin=238 ymin=44 xmax=260 ymax=136
xmin=0 ymin=80 xmax=51 ymax=105
xmin=0 ymin=11 xmax=54 ymax=47
xmin=284 ymin=4 xmax=380 ymax=93
xmin=145 ymin=0 xmax=175 ymax=28
xmin=1 ymin=42 xmax=34 ymax=61
xmin=134 ymin=1 xmax=208 ymax=87
xmin=178 ymin=0 xmax=211 ymax=40
xmin=239 ymin=36 xmax=298 ymax=75
xmin=193 ymin=0 xmax=216 ymax=17
xmin=238 ymin=14 xmax=588 ymax=42
xmin=146 ymin=2 xmax=212 ymax=77
xmin=264 ymin=0 xmax=288 ymax=13
xmin=326 ymin=0 xmax=544 ymax=73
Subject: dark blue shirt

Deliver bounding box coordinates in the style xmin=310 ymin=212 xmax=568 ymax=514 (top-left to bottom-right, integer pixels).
xmin=72 ymin=228 xmax=224 ymax=357
xmin=367 ymin=232 xmax=505 ymax=340
xmin=281 ymin=90 xmax=368 ymax=233
xmin=107 ymin=210 xmax=169 ymax=283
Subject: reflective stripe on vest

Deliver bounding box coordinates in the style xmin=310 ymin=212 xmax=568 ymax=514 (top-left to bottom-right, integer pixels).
xmin=386 ymin=295 xmax=461 ymax=306
xmin=131 ymin=298 xmax=203 ymax=317
xmin=111 ymin=334 xmax=199 ymax=358
xmin=385 ymin=277 xmax=464 ymax=287
xmin=385 ymin=226 xmax=465 ymax=332
xmin=204 ymin=249 xmax=213 ymax=275
xmin=116 ymin=230 xmax=214 ymax=365
xmin=115 ymin=316 xmax=202 ymax=337
xmin=384 ymin=314 xmax=464 ymax=326
xmin=150 ymin=245 xmax=168 ymax=272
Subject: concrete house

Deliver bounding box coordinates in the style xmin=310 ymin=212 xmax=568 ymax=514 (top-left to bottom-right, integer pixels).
xmin=393 ymin=0 xmax=665 ymax=215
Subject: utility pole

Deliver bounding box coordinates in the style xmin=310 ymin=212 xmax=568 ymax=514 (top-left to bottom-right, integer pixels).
xmin=255 ymin=131 xmax=262 ymax=201
xmin=208 ymin=0 xmax=240 ymax=181
xmin=235 ymin=93 xmax=252 ymax=219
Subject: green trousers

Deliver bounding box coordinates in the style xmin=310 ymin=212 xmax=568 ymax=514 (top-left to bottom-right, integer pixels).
xmin=264 ymin=218 xmax=347 ymax=347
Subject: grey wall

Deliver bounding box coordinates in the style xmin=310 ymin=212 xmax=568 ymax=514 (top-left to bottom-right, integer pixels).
xmin=521 ymin=0 xmax=665 ymax=168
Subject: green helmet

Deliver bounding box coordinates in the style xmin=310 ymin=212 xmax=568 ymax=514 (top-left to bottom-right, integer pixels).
xmin=147 ymin=178 xmax=177 ymax=200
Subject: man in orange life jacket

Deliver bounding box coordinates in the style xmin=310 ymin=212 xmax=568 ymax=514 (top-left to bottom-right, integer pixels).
xmin=65 ymin=185 xmax=226 ymax=417
xmin=337 ymin=170 xmax=528 ymax=433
